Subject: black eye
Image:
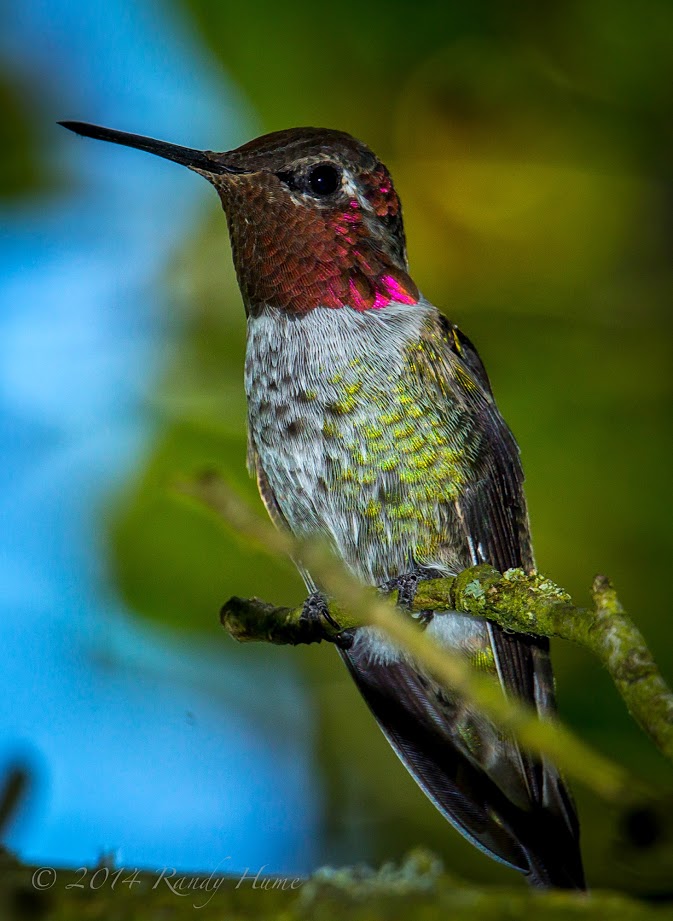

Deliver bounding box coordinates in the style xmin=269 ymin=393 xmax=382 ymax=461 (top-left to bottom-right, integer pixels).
xmin=307 ymin=163 xmax=340 ymax=196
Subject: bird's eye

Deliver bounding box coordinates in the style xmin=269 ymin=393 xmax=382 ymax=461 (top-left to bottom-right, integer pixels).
xmin=307 ymin=163 xmax=341 ymax=196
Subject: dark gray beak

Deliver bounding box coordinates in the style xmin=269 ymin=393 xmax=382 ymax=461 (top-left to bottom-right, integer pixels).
xmin=58 ymin=121 xmax=245 ymax=175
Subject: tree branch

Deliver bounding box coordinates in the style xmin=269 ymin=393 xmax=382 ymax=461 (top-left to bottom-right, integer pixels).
xmin=177 ymin=473 xmax=664 ymax=802
xmin=222 ymin=565 xmax=673 ymax=766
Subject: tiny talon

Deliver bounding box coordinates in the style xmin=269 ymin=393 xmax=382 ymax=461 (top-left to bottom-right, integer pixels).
xmin=396 ymin=573 xmax=420 ymax=609
xmin=379 ymin=570 xmax=421 ymax=608
xmin=334 ymin=629 xmax=354 ymax=650
xmin=299 ymin=591 xmax=343 ymax=644
xmin=379 ymin=567 xmax=442 ymax=624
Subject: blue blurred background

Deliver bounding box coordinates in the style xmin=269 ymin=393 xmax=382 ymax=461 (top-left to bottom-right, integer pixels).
xmin=1 ymin=0 xmax=672 ymax=893
xmin=0 ymin=0 xmax=318 ymax=874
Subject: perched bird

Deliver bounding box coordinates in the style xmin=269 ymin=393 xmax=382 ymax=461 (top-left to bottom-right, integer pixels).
xmin=60 ymin=120 xmax=585 ymax=888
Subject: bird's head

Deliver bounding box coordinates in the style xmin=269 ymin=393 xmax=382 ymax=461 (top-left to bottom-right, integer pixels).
xmin=60 ymin=122 xmax=419 ymax=315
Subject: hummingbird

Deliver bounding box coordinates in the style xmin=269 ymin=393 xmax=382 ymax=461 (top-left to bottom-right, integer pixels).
xmin=60 ymin=120 xmax=585 ymax=889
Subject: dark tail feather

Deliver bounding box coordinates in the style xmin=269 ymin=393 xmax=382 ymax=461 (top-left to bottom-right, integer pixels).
xmin=339 ymin=644 xmax=585 ymax=890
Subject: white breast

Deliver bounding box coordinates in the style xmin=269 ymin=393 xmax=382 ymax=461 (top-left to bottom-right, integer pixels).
xmin=244 ymin=301 xmax=438 ymax=583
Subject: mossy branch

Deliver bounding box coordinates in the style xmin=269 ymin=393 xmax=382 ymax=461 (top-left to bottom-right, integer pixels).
xmin=177 ymin=473 xmax=667 ymax=802
xmin=223 ymin=565 xmax=673 ymax=768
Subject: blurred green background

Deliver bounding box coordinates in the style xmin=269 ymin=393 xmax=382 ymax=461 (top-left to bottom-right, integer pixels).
xmin=4 ymin=0 xmax=673 ymax=894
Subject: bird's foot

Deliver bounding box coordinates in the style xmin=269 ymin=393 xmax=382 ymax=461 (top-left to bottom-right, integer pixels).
xmin=299 ymin=591 xmax=354 ymax=649
xmin=381 ymin=571 xmax=420 ymax=608
xmin=380 ymin=567 xmax=442 ymax=627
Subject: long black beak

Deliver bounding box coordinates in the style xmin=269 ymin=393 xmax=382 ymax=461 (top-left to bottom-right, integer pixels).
xmin=58 ymin=121 xmax=245 ymax=175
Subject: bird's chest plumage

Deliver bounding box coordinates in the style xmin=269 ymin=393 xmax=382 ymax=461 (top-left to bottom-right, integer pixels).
xmin=244 ymin=303 xmax=476 ymax=584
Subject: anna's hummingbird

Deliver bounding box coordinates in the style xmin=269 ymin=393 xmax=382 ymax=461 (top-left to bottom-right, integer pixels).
xmin=60 ymin=120 xmax=584 ymax=889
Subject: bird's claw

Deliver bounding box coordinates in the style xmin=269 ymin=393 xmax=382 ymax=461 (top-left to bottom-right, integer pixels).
xmin=379 ymin=568 xmax=438 ymax=626
xmin=381 ymin=571 xmax=420 ymax=609
xmin=299 ymin=591 xmax=353 ymax=649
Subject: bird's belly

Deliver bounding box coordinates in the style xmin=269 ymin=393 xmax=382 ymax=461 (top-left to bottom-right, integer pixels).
xmin=249 ymin=397 xmax=470 ymax=585
xmin=245 ymin=301 xmax=474 ymax=585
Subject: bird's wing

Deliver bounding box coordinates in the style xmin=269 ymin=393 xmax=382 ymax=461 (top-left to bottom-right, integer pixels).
xmin=342 ymin=313 xmax=584 ymax=888
xmin=442 ymin=316 xmax=582 ymax=841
